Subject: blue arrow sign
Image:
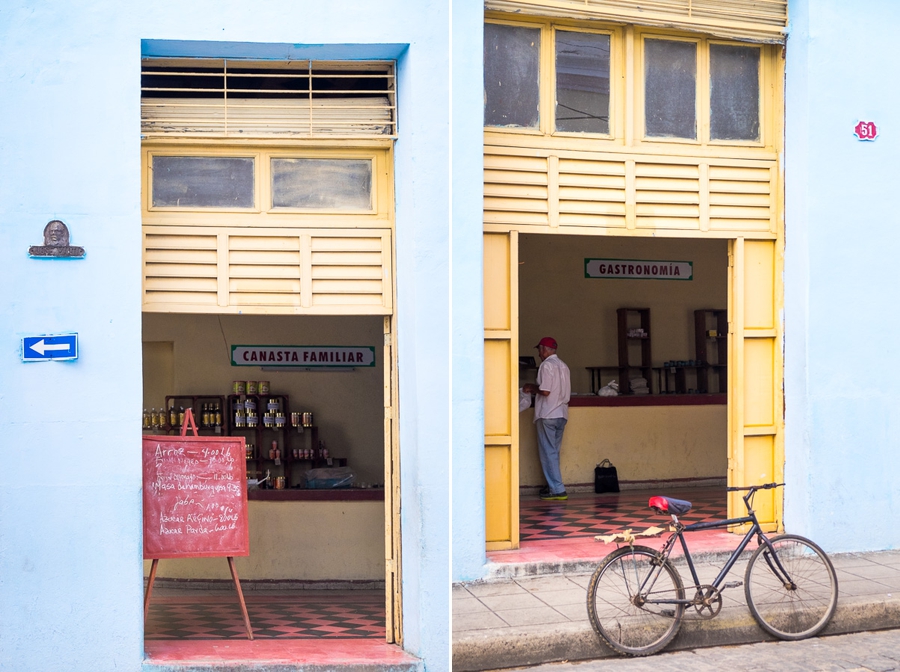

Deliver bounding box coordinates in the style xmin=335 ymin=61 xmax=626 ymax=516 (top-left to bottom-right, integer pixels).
xmin=22 ymin=334 xmax=78 ymax=362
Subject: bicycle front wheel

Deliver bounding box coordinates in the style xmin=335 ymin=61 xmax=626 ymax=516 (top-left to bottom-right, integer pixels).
xmin=744 ymin=534 xmax=838 ymax=640
xmin=586 ymin=545 xmax=685 ymax=656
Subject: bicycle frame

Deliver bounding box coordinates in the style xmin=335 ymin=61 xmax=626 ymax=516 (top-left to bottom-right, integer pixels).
xmin=636 ymin=486 xmax=795 ymax=607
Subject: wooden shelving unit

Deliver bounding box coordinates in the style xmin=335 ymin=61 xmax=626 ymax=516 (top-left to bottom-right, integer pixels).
xmin=146 ymin=392 xmax=347 ymax=489
xmin=226 ymin=394 xmax=341 ymax=488
xmin=617 ymin=307 xmax=653 ymax=394
xmin=158 ymin=395 xmax=226 ymax=434
xmin=694 ymin=309 xmax=728 ymax=394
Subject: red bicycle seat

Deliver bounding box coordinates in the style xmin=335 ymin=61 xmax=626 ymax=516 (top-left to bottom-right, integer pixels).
xmin=649 ymin=496 xmax=692 ymax=516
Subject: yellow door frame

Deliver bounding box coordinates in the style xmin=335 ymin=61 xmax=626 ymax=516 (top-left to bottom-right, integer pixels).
xmin=483 ymin=230 xmax=784 ymax=548
xmin=484 ymin=231 xmax=520 ymax=550
xmin=140 ymin=139 xmax=403 ymax=641
xmin=383 ymin=315 xmax=402 ymax=643
xmin=727 ymin=238 xmax=784 ymax=532
xmin=482 ymin=12 xmax=785 ymax=549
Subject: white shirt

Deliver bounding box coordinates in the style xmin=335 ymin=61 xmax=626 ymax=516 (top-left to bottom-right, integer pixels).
xmin=534 ymin=354 xmax=571 ymax=421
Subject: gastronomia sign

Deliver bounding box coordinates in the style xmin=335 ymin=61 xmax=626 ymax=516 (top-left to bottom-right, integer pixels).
xmin=231 ymin=345 xmax=376 ymax=368
xmin=585 ymin=258 xmax=693 ymax=281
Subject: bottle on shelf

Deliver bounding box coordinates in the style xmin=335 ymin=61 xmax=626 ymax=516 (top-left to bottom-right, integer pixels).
xmin=150 ymin=408 xmax=159 ymax=429
xmin=168 ymin=403 xmax=176 ymax=428
xmin=215 ymin=403 xmax=222 ymax=433
xmin=142 ymin=408 xmax=150 ymax=430
xmin=178 ymin=406 xmax=185 ymax=427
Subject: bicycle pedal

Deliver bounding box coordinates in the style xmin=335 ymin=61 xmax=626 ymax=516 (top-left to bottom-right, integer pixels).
xmin=722 ymin=581 xmax=743 ymax=589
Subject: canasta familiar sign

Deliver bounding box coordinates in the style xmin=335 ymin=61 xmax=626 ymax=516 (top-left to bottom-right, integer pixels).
xmin=585 ymin=258 xmax=693 ymax=281
xmin=231 ymin=345 xmax=376 ymax=368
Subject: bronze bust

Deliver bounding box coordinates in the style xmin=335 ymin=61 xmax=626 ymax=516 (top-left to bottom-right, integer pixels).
xmin=29 ymin=220 xmax=85 ymax=258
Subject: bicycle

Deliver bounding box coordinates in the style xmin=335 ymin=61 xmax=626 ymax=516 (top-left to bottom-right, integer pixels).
xmin=586 ymin=483 xmax=838 ymax=656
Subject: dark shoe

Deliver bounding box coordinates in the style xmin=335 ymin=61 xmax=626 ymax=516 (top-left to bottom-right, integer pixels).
xmin=539 ymin=486 xmax=550 ymax=496
xmin=540 ymin=490 xmax=568 ymax=501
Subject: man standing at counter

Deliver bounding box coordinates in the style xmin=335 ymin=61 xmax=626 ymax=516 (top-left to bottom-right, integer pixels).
xmin=523 ymin=337 xmax=571 ymax=501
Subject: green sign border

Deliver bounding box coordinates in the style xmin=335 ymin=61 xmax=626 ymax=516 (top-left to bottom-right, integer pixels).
xmin=584 ymin=258 xmax=693 ymax=281
xmin=230 ymin=344 xmax=376 ymax=368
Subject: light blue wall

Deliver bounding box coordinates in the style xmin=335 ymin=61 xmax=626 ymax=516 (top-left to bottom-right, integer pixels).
xmin=451 ymin=5 xmax=487 ymax=582
xmin=0 ymin=1 xmax=460 ymax=669
xmin=784 ymin=0 xmax=900 ymax=551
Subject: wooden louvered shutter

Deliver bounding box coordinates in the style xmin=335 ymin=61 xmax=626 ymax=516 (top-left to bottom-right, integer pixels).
xmin=484 ymin=148 xmax=777 ymax=236
xmin=143 ymin=228 xmax=392 ymax=315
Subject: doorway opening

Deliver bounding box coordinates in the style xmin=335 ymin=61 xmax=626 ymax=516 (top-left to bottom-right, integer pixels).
xmin=141 ymin=313 xmax=392 ymax=643
xmin=516 ymin=233 xmax=729 ymax=549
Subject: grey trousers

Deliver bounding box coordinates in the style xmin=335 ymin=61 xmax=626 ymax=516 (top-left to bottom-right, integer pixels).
xmin=535 ymin=417 xmax=567 ymax=494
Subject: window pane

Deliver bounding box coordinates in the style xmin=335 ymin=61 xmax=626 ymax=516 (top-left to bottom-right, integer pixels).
xmin=484 ymin=23 xmax=540 ymax=128
xmin=710 ymin=44 xmax=760 ymax=141
xmin=644 ymin=39 xmax=697 ymax=139
xmin=272 ymin=159 xmax=372 ymax=210
xmin=555 ymin=31 xmax=610 ymax=134
xmin=152 ymin=156 xmax=254 ymax=208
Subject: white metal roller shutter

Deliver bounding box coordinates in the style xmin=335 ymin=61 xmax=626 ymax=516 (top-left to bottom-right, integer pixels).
xmin=484 ymin=0 xmax=787 ymax=44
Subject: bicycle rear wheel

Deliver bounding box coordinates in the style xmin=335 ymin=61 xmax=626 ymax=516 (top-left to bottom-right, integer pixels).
xmin=744 ymin=534 xmax=838 ymax=640
xmin=586 ymin=545 xmax=685 ymax=656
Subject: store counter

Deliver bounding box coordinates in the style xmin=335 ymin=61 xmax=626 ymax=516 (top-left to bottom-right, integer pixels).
xmin=569 ymin=393 xmax=726 ymax=407
xmin=248 ymin=487 xmax=384 ymax=501
xmin=144 ymin=489 xmax=386 ymax=583
xmin=520 ymin=396 xmax=728 ymax=487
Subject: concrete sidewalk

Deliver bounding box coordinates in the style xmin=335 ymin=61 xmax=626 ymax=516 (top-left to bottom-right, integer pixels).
xmin=453 ymin=548 xmax=900 ymax=671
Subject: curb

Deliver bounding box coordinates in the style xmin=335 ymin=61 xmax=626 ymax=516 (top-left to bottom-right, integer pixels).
xmin=485 ymin=547 xmax=742 ymax=581
xmin=144 ymin=663 xmax=423 ymax=672
xmin=452 ymin=593 xmax=900 ymax=671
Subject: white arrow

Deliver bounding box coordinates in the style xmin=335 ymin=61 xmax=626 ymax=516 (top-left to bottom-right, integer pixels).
xmin=29 ymin=339 xmax=71 ymax=356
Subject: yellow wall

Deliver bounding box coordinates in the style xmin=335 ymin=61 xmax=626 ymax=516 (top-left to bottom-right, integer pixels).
xmin=142 ymin=313 xmax=385 ymax=484
xmin=519 ymin=234 xmax=727 ymax=393
xmin=144 ymin=501 xmax=384 ymax=581
xmin=520 ymin=405 xmax=726 ymax=487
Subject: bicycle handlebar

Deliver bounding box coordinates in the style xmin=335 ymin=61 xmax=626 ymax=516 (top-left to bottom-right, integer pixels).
xmin=725 ymin=483 xmax=784 ymax=493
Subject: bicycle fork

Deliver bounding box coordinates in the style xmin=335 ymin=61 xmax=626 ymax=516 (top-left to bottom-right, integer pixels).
xmin=621 ymin=543 xmax=671 ymax=608
xmin=757 ymin=533 xmax=798 ymax=591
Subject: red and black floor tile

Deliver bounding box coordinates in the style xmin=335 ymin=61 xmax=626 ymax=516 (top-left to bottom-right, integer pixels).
xmin=519 ymin=487 xmax=726 ymax=541
xmin=145 ymin=592 xmax=385 ymax=640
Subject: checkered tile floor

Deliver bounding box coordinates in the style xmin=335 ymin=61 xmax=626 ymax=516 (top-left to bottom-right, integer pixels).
xmin=520 ymin=487 xmax=726 ymax=541
xmin=145 ymin=592 xmax=385 ymax=640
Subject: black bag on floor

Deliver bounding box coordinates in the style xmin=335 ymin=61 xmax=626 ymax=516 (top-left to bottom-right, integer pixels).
xmin=594 ymin=459 xmax=620 ymax=493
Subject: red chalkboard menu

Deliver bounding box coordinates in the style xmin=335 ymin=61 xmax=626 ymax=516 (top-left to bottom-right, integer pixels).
xmin=142 ymin=434 xmax=249 ymax=559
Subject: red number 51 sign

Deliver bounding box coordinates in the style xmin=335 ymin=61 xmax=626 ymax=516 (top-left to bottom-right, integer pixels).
xmin=854 ymin=120 xmax=878 ymax=141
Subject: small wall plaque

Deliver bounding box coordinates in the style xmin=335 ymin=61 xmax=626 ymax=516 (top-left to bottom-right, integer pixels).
xmin=854 ymin=120 xmax=878 ymax=141
xmin=28 ymin=220 xmax=85 ymax=258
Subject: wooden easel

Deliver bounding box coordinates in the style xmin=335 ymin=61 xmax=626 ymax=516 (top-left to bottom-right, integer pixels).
xmin=143 ymin=409 xmax=254 ymax=639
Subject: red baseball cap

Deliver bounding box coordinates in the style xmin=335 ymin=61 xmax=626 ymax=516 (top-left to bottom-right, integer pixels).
xmin=535 ymin=337 xmax=558 ymax=349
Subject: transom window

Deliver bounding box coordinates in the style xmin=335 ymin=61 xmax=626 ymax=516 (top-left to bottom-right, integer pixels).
xmin=484 ymin=19 xmax=766 ymax=146
xmin=484 ymin=23 xmax=541 ymax=128
xmin=146 ymin=150 xmax=382 ymax=216
xmin=643 ymin=37 xmax=760 ymax=142
xmin=644 ymin=38 xmax=697 ymax=139
xmin=555 ymin=30 xmax=611 ymax=134
xmin=484 ymin=22 xmax=611 ymax=135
